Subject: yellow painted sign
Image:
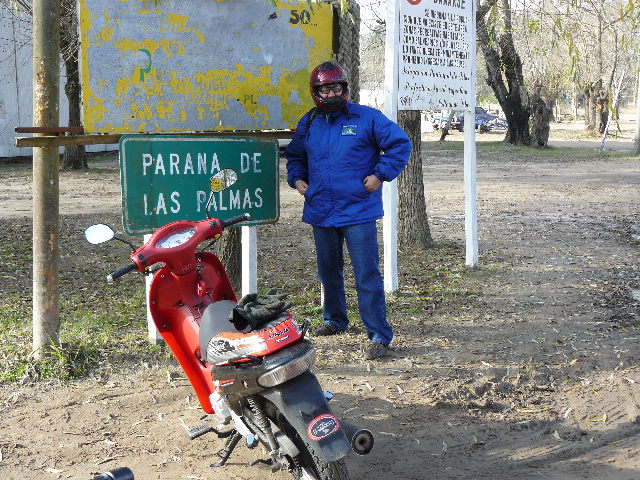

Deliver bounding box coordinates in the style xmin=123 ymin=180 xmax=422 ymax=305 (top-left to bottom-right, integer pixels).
xmin=79 ymin=0 xmax=334 ymax=133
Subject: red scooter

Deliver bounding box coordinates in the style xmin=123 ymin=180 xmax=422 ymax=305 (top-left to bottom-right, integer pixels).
xmin=85 ymin=169 xmax=373 ymax=480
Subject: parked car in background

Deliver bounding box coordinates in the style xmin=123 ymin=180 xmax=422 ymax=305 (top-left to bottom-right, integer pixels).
xmin=423 ymin=110 xmax=462 ymax=131
xmin=457 ymin=106 xmax=507 ymax=132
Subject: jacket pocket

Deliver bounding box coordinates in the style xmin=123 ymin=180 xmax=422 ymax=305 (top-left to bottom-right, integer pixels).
xmin=339 ymin=176 xmax=370 ymax=204
xmin=303 ymin=184 xmax=331 ymax=222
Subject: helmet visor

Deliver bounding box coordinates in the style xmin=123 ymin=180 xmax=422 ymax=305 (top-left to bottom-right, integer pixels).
xmin=317 ymin=84 xmax=344 ymax=95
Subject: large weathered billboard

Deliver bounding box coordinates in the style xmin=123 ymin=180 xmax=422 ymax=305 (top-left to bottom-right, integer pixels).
xmin=79 ymin=0 xmax=334 ymax=133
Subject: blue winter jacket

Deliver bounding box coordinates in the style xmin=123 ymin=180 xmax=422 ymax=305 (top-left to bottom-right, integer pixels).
xmin=285 ymin=102 xmax=412 ymax=227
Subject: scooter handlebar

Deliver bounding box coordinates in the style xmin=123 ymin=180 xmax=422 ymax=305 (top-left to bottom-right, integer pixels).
xmin=107 ymin=262 xmax=137 ymax=282
xmin=220 ymin=213 xmax=250 ymax=228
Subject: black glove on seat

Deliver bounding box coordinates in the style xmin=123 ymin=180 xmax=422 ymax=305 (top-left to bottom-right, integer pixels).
xmin=230 ymin=290 xmax=293 ymax=332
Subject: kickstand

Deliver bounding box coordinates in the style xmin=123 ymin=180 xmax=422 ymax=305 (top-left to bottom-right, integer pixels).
xmin=249 ymin=458 xmax=273 ymax=468
xmin=211 ymin=431 xmax=242 ymax=468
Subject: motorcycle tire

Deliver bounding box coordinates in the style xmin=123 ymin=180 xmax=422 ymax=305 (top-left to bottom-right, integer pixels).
xmin=264 ymin=400 xmax=350 ymax=480
xmin=289 ymin=439 xmax=349 ymax=480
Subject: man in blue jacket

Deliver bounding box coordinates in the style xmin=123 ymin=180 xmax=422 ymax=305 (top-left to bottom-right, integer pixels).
xmin=285 ymin=61 xmax=412 ymax=360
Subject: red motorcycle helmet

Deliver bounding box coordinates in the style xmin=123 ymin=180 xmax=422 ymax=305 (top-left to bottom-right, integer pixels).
xmin=309 ymin=61 xmax=349 ymax=112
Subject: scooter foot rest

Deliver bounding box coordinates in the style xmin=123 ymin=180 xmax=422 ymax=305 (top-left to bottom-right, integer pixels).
xmin=187 ymin=423 xmax=215 ymax=440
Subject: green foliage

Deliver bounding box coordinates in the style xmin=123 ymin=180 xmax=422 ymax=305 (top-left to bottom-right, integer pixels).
xmin=279 ymin=242 xmax=476 ymax=329
xmin=424 ymin=137 xmax=635 ymax=159
xmin=389 ymin=243 xmax=474 ymax=319
xmin=525 ymin=19 xmax=540 ymax=33
xmin=0 ymin=289 xmax=172 ymax=383
xmin=487 ymin=2 xmax=500 ymax=44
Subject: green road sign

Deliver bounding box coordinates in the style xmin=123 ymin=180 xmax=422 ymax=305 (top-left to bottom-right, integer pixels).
xmin=119 ymin=135 xmax=279 ymax=235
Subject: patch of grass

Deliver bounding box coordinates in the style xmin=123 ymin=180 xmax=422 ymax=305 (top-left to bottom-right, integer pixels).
xmin=390 ymin=242 xmax=476 ymax=320
xmin=424 ymin=139 xmax=633 ymax=161
xmin=481 ymin=143 xmax=629 ymax=160
xmin=87 ymin=157 xmax=119 ymax=173
xmin=426 ymin=139 xmax=466 ymax=151
xmin=0 ymin=206 xmax=477 ymax=384
xmin=271 ymin=242 xmax=477 ymax=329
xmin=0 ymin=288 xmax=173 ymax=384
xmin=286 ymin=287 xmax=323 ymax=325
xmin=88 ymin=166 xmax=120 ymax=174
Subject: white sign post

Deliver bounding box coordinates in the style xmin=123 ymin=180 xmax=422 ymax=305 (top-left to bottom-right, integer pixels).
xmin=143 ymin=233 xmax=163 ymax=343
xmin=242 ymin=226 xmax=258 ymax=296
xmin=384 ymin=0 xmax=478 ymax=282
xmin=383 ymin=0 xmax=402 ymax=292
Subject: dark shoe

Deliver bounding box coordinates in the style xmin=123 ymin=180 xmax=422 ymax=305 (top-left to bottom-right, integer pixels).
xmin=312 ymin=324 xmax=345 ymax=336
xmin=366 ymin=342 xmax=389 ymax=360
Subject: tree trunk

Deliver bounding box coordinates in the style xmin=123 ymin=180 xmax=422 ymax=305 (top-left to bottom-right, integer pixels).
xmin=60 ymin=1 xmax=87 ymax=170
xmin=438 ymin=111 xmax=454 ymax=142
xmin=529 ymin=94 xmax=553 ymax=148
xmin=595 ymin=91 xmax=609 ymax=135
xmin=334 ymin=0 xmax=360 ymax=102
xmin=584 ymin=87 xmax=592 ymax=128
xmin=61 ymin=55 xmax=86 ymax=169
xmin=585 ymin=80 xmax=609 ymax=135
xmin=587 ymin=82 xmax=599 ymax=133
xmin=477 ymin=0 xmax=531 ymax=146
xmin=214 ymin=227 xmax=242 ymax=294
xmin=397 ymin=110 xmax=432 ymax=250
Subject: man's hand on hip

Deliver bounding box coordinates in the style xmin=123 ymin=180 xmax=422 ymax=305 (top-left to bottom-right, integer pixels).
xmin=294 ymin=180 xmax=308 ymax=196
xmin=363 ymin=175 xmax=382 ymax=193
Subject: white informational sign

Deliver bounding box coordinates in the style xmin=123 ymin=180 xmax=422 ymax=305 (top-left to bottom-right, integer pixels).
xmin=397 ymin=0 xmax=474 ymax=111
xmin=384 ymin=0 xmax=477 ymax=282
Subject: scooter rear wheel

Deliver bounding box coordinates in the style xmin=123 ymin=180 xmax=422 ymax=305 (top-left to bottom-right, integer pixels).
xmin=284 ymin=425 xmax=349 ymax=480
xmin=268 ymin=403 xmax=349 ymax=480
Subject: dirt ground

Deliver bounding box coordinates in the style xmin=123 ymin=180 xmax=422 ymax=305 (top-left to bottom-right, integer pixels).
xmin=1 ymin=120 xmax=639 ymax=480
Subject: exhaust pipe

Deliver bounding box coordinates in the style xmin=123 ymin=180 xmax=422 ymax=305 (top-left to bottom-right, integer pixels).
xmin=90 ymin=468 xmax=134 ymax=480
xmin=341 ymin=421 xmax=374 ymax=455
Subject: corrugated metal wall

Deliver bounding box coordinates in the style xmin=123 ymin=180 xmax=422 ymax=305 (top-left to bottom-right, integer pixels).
xmin=0 ymin=7 xmax=109 ymax=158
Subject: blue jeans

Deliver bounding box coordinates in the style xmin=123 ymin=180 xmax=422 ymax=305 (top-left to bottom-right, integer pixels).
xmin=312 ymin=222 xmax=392 ymax=346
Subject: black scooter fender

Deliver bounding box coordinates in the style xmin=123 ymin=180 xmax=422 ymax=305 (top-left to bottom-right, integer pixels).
xmin=260 ymin=370 xmax=352 ymax=462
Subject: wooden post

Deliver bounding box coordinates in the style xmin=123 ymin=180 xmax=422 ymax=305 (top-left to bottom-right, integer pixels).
xmin=32 ymin=0 xmax=61 ymax=358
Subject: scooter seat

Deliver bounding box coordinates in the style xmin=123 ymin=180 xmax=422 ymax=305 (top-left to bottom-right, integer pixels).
xmin=199 ymin=300 xmax=290 ymax=365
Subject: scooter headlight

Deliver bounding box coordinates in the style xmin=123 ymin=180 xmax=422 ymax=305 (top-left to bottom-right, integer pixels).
xmin=257 ymin=348 xmax=316 ymax=387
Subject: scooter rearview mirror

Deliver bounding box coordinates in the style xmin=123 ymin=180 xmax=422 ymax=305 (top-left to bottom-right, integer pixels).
xmin=206 ymin=169 xmax=239 ymax=218
xmin=210 ymin=168 xmax=238 ymax=192
xmin=85 ymin=224 xmax=115 ymax=245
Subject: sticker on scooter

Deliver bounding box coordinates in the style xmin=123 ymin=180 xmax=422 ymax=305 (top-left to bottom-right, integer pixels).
xmin=206 ymin=334 xmax=268 ymax=366
xmin=207 ymin=339 xmax=235 ymax=357
xmin=307 ymin=414 xmax=340 ymax=441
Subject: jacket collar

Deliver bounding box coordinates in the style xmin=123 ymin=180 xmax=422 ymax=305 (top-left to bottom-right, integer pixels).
xmin=321 ymin=103 xmax=353 ymax=122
